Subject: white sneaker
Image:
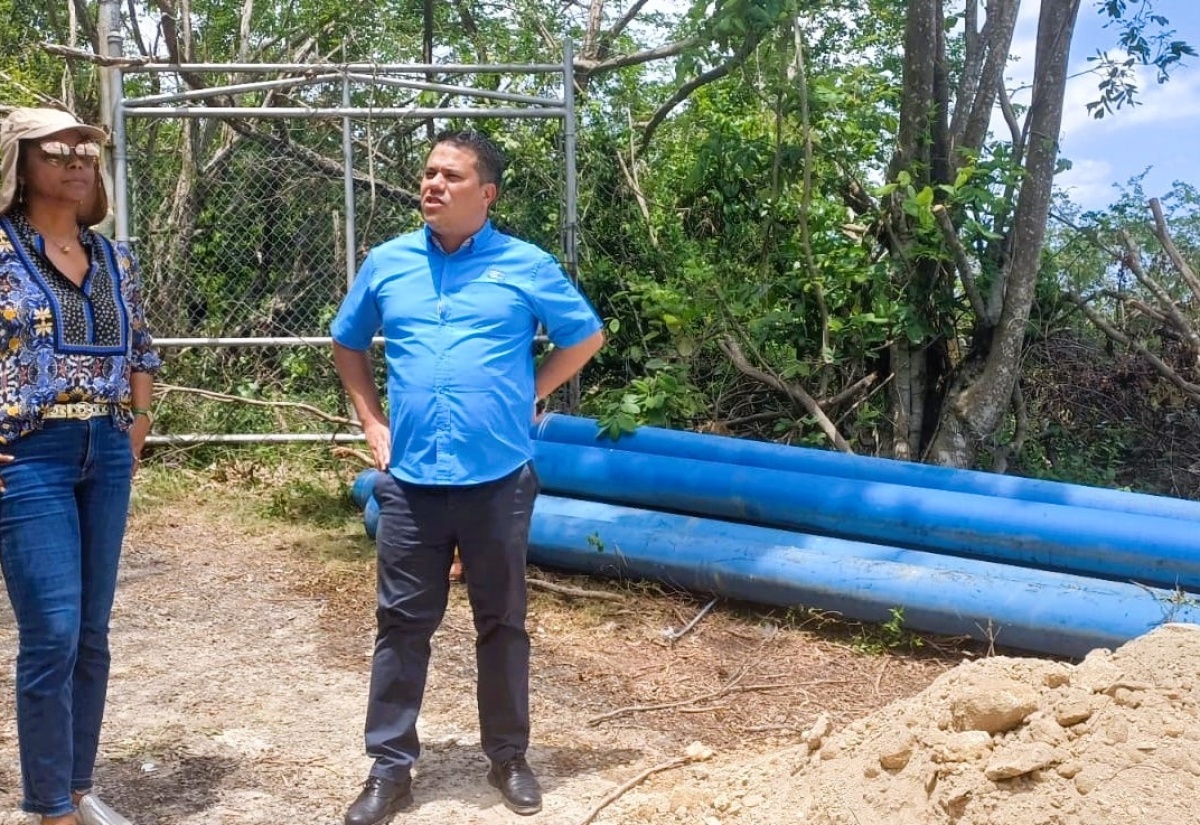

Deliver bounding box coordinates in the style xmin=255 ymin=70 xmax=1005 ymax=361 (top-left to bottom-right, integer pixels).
xmin=76 ymin=795 xmax=132 ymax=825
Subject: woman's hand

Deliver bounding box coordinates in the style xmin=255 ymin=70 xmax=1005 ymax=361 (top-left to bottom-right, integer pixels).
xmin=130 ymin=414 xmax=152 ymax=474
xmin=0 ymin=452 xmax=12 ymax=492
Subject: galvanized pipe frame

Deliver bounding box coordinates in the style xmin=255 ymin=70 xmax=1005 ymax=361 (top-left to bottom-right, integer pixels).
xmin=112 ymin=41 xmax=580 ymax=444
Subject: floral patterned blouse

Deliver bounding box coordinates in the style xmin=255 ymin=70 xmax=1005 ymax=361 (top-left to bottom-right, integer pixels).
xmin=0 ymin=210 xmax=163 ymax=444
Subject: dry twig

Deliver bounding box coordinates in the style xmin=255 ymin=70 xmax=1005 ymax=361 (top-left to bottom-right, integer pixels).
xmin=42 ymin=41 xmax=151 ymax=66
xmin=527 ymin=578 xmax=626 ymax=603
xmin=663 ymin=596 xmax=718 ymax=642
xmin=574 ymin=743 xmax=714 ymax=825
xmin=588 ymin=664 xmax=795 ymax=726
xmin=873 ymin=656 xmax=890 ymax=696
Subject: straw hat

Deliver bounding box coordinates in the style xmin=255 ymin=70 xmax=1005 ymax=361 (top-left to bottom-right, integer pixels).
xmin=0 ymin=107 xmax=109 ymax=225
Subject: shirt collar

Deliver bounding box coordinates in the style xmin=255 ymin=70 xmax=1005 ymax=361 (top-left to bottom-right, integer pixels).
xmin=425 ymin=219 xmax=495 ymax=254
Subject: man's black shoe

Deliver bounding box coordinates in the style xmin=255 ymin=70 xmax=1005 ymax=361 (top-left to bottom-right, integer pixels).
xmin=487 ymin=755 xmax=543 ymax=815
xmin=344 ymin=775 xmax=413 ymax=825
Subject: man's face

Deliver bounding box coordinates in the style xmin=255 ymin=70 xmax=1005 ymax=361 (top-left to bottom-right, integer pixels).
xmin=420 ymin=143 xmax=496 ymax=244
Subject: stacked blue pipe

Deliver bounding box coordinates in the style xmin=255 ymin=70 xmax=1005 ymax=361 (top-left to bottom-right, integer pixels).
xmin=534 ymin=413 xmax=1200 ymax=521
xmin=529 ymin=496 xmax=1200 ymax=658
xmin=349 ymin=415 xmax=1200 ymax=657
xmin=528 ymin=441 xmax=1200 ymax=590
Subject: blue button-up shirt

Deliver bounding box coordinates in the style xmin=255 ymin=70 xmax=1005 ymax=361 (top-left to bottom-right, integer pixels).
xmin=331 ymin=221 xmax=602 ymax=485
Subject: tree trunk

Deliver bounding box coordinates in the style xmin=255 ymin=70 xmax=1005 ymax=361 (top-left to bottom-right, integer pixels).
xmin=886 ymin=0 xmax=955 ymax=460
xmin=926 ymin=0 xmax=1082 ymax=466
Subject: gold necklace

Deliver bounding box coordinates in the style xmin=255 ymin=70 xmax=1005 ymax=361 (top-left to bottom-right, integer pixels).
xmin=28 ymin=221 xmax=79 ymax=254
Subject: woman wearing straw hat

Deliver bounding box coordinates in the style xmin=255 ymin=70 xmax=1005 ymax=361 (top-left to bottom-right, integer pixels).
xmin=0 ymin=107 xmax=162 ymax=825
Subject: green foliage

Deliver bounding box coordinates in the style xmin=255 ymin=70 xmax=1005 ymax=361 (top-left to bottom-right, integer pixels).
xmin=3 ymin=0 xmax=1194 ymax=489
xmin=1009 ymin=419 xmax=1128 ymax=488
xmin=1087 ymin=2 xmax=1196 ymax=118
xmin=852 ymin=607 xmax=925 ymax=655
xmin=264 ymin=477 xmax=358 ymax=528
xmin=592 ymin=364 xmax=707 ymax=437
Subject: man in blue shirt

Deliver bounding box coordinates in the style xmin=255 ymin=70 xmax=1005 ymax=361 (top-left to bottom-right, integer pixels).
xmin=331 ymin=130 xmax=604 ymax=824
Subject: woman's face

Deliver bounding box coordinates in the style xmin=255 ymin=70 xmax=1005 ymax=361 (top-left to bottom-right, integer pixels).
xmin=19 ymin=128 xmax=100 ymax=214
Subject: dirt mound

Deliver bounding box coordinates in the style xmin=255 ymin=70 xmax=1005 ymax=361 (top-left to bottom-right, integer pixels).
xmin=691 ymin=623 xmax=1199 ymax=825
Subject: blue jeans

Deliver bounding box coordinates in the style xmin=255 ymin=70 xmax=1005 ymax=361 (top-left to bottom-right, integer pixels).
xmin=0 ymin=418 xmax=134 ymax=817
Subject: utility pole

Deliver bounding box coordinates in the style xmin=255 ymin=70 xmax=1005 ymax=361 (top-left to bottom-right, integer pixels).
xmin=95 ymin=0 xmax=123 ymax=234
xmin=96 ymin=0 xmax=122 ymax=132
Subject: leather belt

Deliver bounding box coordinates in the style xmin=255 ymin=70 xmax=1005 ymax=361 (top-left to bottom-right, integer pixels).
xmin=42 ymin=402 xmax=112 ymax=420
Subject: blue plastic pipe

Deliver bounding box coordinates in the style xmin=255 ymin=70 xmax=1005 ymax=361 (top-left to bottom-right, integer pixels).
xmin=530 ymin=440 xmax=1200 ymax=591
xmin=533 ymin=414 xmax=1200 ymax=522
xmin=351 ymin=468 xmax=378 ymax=510
xmin=363 ymin=495 xmax=381 ymax=540
xmin=529 ymin=495 xmax=1200 ymax=658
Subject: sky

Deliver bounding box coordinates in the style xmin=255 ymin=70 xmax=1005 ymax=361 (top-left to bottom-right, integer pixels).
xmin=1009 ymin=1 xmax=1200 ymax=211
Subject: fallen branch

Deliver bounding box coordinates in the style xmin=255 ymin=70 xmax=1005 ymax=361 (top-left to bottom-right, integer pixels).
xmin=330 ymin=446 xmax=374 ymax=467
xmin=719 ymin=336 xmax=852 ymax=453
xmin=527 ymin=578 xmax=625 ymax=603
xmin=590 ymin=681 xmax=790 ymax=722
xmin=588 ymin=664 xmax=794 ymax=726
xmin=154 ymin=383 xmax=359 ymax=428
xmin=575 ymin=743 xmax=714 ymax=825
xmin=1063 ymin=293 xmax=1200 ymax=404
xmin=873 ymin=656 xmax=889 ymax=696
xmin=1150 ymin=197 xmax=1200 ymax=305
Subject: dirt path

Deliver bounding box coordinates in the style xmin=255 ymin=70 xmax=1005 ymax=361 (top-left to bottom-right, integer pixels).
xmin=0 ymin=482 xmax=958 ymax=825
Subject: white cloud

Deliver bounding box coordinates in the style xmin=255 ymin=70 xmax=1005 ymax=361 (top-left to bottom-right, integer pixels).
xmin=1054 ymin=156 xmax=1120 ymax=210
xmin=985 ymin=0 xmax=1200 ymax=209
xmin=1060 ymin=59 xmax=1200 ymax=139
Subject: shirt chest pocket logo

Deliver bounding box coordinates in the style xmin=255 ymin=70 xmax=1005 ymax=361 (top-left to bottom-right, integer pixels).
xmin=484 ymin=269 xmax=506 ymax=282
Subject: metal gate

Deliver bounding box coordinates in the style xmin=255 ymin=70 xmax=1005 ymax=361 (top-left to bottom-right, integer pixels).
xmin=111 ymin=44 xmax=579 ymax=445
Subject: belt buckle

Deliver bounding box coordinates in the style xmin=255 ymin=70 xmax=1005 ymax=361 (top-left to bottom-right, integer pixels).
xmin=55 ymin=402 xmax=97 ymax=420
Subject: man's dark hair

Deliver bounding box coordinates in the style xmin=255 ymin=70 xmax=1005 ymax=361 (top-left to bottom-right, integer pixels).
xmin=432 ymin=130 xmax=506 ymax=190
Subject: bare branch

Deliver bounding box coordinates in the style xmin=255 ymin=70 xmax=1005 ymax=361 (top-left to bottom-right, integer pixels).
xmin=789 ymin=25 xmax=830 ymax=387
xmin=527 ymin=578 xmax=626 ymax=602
xmin=955 ymin=0 xmax=1020 ymax=157
xmin=933 ymin=204 xmax=989 ymax=322
xmin=1064 ymin=293 xmax=1200 ymax=403
xmin=607 ymin=0 xmax=654 ymax=46
xmin=577 ymin=36 xmax=701 ymax=78
xmin=719 ymin=336 xmax=853 ymax=453
xmin=70 ymin=0 xmax=101 ymax=51
xmin=236 ymin=0 xmax=254 ymax=64
xmin=574 ymin=747 xmax=712 ymax=825
xmin=821 ymin=371 xmax=879 ymax=409
xmin=614 ymin=129 xmax=657 ymax=247
xmin=225 ymin=120 xmax=420 ymax=209
xmin=1118 ymin=229 xmax=1200 ymax=357
xmin=638 ymin=37 xmax=756 ymax=153
xmin=41 ymin=41 xmax=150 ymax=66
xmin=155 ymin=383 xmax=359 ymax=427
xmin=582 ymin=0 xmax=605 ymax=59
xmin=1149 ymin=197 xmax=1200 ymax=304
xmin=0 ymin=73 xmax=63 ymax=107
xmin=124 ymin=0 xmax=151 ymax=58
xmin=330 ymin=445 xmax=373 ymax=466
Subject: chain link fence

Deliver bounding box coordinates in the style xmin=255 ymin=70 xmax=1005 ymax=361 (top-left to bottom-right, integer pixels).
xmin=116 ymin=58 xmax=576 ymax=446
